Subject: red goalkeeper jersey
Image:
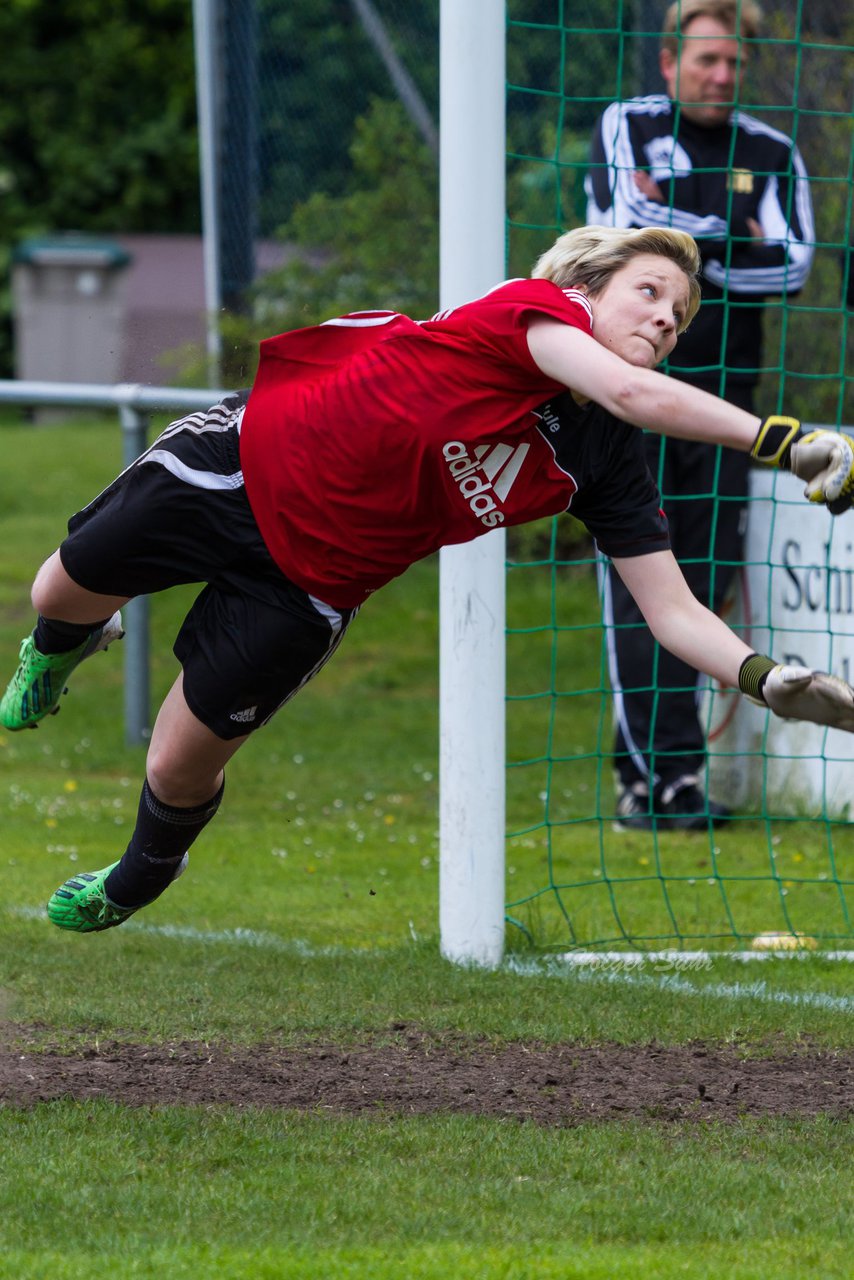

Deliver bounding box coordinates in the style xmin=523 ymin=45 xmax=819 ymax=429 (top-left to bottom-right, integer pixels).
xmin=240 ymin=278 xmax=594 ymax=608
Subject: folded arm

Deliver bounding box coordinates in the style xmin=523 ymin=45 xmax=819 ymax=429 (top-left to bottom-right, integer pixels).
xmin=586 ymin=102 xmax=733 ymax=242
xmin=586 ymin=102 xmax=815 ymax=295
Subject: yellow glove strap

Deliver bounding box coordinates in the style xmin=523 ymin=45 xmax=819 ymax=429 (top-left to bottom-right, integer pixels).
xmin=750 ymin=416 xmax=802 ymax=468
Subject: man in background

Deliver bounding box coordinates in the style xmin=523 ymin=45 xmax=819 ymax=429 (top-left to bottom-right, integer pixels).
xmin=585 ymin=0 xmax=814 ymax=829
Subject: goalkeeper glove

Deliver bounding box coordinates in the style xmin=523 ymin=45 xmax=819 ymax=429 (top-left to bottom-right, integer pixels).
xmin=750 ymin=416 xmax=854 ymax=515
xmin=738 ymin=653 xmax=854 ymax=732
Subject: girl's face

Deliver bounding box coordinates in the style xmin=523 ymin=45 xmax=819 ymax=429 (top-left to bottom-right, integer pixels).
xmin=587 ymin=254 xmax=691 ymax=368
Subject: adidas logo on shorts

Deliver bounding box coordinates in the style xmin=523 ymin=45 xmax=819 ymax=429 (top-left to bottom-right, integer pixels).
xmin=229 ymin=706 xmax=258 ymax=724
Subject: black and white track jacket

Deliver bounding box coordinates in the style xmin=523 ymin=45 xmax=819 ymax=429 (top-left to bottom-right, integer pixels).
xmin=585 ymin=96 xmax=815 ymax=385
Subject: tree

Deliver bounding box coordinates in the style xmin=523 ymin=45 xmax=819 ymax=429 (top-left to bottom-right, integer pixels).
xmin=257 ymin=0 xmax=438 ymax=234
xmin=0 ymin=0 xmax=200 ymax=373
xmin=0 ymin=0 xmax=199 ymax=235
xmin=213 ymin=97 xmax=438 ymax=386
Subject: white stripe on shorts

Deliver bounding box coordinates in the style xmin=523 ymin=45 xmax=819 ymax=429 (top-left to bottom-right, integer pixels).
xmin=157 ymin=402 xmax=244 ymax=444
xmin=140 ymin=449 xmax=244 ymax=491
xmin=309 ymin=594 xmax=345 ymax=637
xmin=262 ymin=600 xmax=356 ymax=727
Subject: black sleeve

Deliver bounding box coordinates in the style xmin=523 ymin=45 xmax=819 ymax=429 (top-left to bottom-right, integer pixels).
xmin=568 ymin=425 xmax=671 ymax=560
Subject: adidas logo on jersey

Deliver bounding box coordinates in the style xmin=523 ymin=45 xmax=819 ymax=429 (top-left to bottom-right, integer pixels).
xmin=442 ymin=440 xmax=530 ymax=528
xmin=229 ymin=705 xmax=258 ymax=724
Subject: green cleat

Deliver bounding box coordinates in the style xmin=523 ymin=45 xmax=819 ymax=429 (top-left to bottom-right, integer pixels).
xmin=47 ymin=854 xmax=188 ymax=933
xmin=47 ymin=862 xmax=131 ymax=933
xmin=0 ymin=612 xmax=124 ymax=731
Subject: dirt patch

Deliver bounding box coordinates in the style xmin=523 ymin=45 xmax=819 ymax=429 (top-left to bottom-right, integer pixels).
xmin=2 ymin=1031 xmax=852 ymax=1122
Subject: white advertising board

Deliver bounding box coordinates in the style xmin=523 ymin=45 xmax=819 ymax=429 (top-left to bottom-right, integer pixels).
xmin=705 ymin=467 xmax=854 ymax=818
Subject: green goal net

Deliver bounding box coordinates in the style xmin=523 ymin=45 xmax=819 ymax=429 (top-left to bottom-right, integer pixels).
xmin=503 ymin=0 xmax=854 ymax=952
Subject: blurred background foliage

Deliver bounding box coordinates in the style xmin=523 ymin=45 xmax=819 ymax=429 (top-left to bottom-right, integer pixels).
xmin=0 ymin=0 xmax=200 ymax=375
xmin=0 ymin=0 xmax=850 ymax=423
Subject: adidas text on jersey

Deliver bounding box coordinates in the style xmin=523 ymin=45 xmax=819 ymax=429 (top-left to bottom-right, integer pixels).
xmin=443 ymin=440 xmax=530 ymax=527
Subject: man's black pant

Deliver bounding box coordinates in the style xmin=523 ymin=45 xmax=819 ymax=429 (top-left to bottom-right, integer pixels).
xmin=605 ymin=381 xmax=754 ymax=795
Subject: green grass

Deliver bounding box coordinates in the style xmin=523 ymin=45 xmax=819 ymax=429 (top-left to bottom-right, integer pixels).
xmin=1 ymin=1108 xmax=851 ymax=1280
xmin=1 ymin=414 xmax=852 ymax=1279
xmin=4 ymin=923 xmax=854 ymax=1047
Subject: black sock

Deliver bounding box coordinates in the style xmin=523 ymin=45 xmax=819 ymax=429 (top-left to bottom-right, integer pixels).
xmin=104 ymin=778 xmax=224 ymax=908
xmin=34 ymin=615 xmax=109 ymax=655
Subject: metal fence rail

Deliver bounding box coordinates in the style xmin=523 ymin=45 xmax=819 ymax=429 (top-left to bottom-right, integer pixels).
xmin=0 ymin=379 xmax=228 ymax=745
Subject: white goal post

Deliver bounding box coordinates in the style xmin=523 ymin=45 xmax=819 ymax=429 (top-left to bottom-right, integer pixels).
xmin=438 ymin=0 xmax=507 ymax=968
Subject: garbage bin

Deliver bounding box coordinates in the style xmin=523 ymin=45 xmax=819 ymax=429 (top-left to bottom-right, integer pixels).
xmin=12 ymin=234 xmax=132 ymax=386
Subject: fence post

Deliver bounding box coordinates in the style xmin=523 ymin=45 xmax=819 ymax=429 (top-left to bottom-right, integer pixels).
xmin=118 ymin=403 xmax=151 ymax=746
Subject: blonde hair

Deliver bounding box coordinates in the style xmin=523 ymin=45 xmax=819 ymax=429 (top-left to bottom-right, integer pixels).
xmin=532 ymin=225 xmax=702 ymax=332
xmin=661 ymin=0 xmax=762 ymax=54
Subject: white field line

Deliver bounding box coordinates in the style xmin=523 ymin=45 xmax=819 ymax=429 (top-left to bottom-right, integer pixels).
xmin=14 ymin=905 xmax=854 ymax=963
xmin=10 ymin=906 xmax=854 ymax=1011
xmin=506 ymin=956 xmax=854 ymax=1013
xmin=8 ymin=905 xmax=348 ymax=956
xmin=555 ymin=949 xmax=854 ymax=964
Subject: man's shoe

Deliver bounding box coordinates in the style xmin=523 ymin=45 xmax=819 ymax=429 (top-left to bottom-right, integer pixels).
xmin=657 ymin=778 xmax=732 ymax=830
xmin=614 ymin=782 xmax=655 ymax=831
xmin=0 ymin=612 xmax=124 ymax=730
xmin=47 ymin=854 xmax=189 ymax=933
xmin=615 ymin=776 xmax=731 ymax=832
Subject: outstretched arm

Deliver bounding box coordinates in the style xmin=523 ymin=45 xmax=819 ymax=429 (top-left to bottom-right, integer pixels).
xmin=613 ymin=550 xmax=854 ymax=732
xmin=613 ymin=550 xmax=752 ymax=687
xmin=527 ymin=320 xmax=854 ymax=512
xmin=527 ymin=320 xmax=758 ymax=446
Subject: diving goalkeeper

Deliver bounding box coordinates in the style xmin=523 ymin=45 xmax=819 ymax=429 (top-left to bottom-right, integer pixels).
xmin=2 ymin=224 xmax=853 ymax=933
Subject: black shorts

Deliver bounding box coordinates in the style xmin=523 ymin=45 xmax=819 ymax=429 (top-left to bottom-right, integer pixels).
xmin=59 ymin=394 xmax=358 ymax=739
